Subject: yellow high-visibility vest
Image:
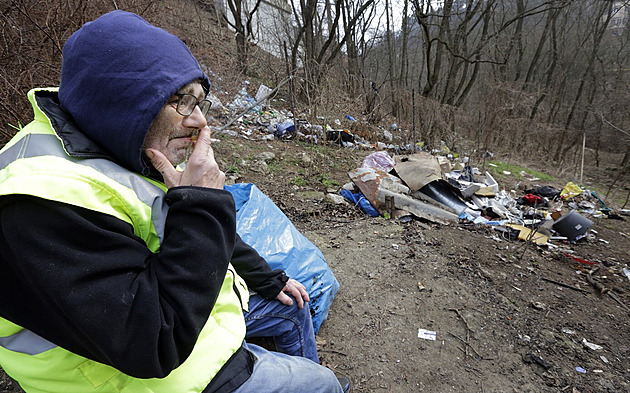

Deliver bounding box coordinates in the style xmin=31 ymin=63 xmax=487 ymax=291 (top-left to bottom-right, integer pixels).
xmin=0 ymin=88 xmax=249 ymax=393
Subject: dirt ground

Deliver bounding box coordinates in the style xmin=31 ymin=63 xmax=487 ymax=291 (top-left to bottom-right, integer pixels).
xmin=1 ymin=129 xmax=629 ymax=393
xmin=228 ymin=136 xmax=630 ymax=393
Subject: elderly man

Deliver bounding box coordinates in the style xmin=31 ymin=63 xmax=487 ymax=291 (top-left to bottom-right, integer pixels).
xmin=0 ymin=10 xmax=348 ymax=393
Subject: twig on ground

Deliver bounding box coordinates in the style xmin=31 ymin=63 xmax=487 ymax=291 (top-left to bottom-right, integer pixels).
xmin=586 ymin=268 xmax=630 ymax=312
xmin=541 ymin=277 xmax=589 ymax=293
xmin=448 ymin=308 xmax=475 ymax=333
xmin=319 ymin=349 xmax=348 ymax=356
xmin=608 ymin=292 xmax=630 ymax=312
xmin=449 ymin=307 xmax=475 ymax=357
xmin=448 ymin=331 xmax=484 ymax=360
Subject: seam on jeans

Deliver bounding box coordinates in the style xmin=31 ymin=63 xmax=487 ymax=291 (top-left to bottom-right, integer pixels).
xmin=245 ymin=314 xmax=305 ymax=358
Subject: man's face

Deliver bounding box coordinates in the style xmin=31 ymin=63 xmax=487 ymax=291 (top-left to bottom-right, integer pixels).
xmin=143 ymin=82 xmax=207 ymax=166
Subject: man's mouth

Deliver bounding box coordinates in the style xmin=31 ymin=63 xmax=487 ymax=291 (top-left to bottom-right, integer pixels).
xmin=169 ymin=133 xmax=197 ymax=141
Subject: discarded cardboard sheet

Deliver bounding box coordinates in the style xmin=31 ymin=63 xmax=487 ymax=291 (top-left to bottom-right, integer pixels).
xmin=394 ymin=152 xmax=442 ymax=191
xmin=474 ymin=186 xmax=497 ymax=197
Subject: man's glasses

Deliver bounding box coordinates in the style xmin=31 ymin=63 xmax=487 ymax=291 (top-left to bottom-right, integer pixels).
xmin=170 ymin=93 xmax=213 ymax=120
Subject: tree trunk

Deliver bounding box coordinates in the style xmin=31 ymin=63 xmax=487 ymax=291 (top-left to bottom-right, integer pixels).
xmin=385 ymin=0 xmax=398 ymax=116
xmin=554 ymin=1 xmax=611 ymax=162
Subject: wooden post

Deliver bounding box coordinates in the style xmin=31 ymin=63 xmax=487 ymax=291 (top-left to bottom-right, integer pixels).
xmin=580 ymin=131 xmax=586 ymax=184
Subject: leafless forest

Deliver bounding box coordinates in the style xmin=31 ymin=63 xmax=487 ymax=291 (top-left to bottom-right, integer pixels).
xmin=1 ymin=0 xmax=629 ymax=200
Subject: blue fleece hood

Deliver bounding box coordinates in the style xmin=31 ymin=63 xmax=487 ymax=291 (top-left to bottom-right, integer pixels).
xmin=59 ymin=10 xmax=210 ymax=173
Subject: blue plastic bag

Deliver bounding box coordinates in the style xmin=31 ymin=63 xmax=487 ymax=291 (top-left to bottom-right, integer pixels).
xmin=275 ymin=120 xmax=295 ymax=137
xmin=340 ymin=189 xmax=380 ymax=217
xmin=226 ymin=183 xmax=339 ymax=334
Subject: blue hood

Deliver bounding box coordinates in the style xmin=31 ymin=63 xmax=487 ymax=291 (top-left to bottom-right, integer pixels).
xmin=59 ymin=10 xmax=210 ymax=174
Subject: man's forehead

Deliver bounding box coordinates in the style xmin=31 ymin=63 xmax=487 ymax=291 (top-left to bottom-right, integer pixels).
xmin=177 ymin=81 xmax=205 ymax=97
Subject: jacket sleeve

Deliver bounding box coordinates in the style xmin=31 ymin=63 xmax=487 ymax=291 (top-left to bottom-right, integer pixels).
xmin=0 ymin=187 xmax=237 ymax=378
xmin=230 ymin=235 xmax=288 ymax=299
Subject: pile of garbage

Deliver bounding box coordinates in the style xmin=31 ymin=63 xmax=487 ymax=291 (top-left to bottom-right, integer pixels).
xmin=340 ymin=151 xmax=626 ymax=247
xmin=208 ymin=81 xmax=404 ymax=150
xmin=210 ymin=81 xmax=626 ymax=249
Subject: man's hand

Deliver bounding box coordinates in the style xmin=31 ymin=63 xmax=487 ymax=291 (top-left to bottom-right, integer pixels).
xmin=145 ymin=126 xmax=225 ymax=189
xmin=276 ymin=279 xmax=310 ymax=309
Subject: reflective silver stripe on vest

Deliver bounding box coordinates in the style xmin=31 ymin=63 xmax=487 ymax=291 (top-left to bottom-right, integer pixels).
xmin=0 ymin=133 xmax=168 ymax=241
xmin=0 ymin=329 xmax=57 ymax=355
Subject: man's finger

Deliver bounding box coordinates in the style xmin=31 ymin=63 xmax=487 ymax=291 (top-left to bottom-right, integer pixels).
xmin=288 ymin=279 xmax=310 ymax=303
xmin=145 ymin=148 xmax=179 ymax=187
xmin=298 ymin=285 xmax=310 ymax=303
xmin=285 ymin=285 xmax=305 ymax=309
xmin=276 ymin=292 xmax=293 ymax=307
xmin=293 ymin=290 xmax=305 ymax=309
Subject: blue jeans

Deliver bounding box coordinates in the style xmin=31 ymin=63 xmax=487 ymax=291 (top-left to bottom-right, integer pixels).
xmin=244 ymin=294 xmax=319 ymax=363
xmin=232 ymin=342 xmax=343 ymax=393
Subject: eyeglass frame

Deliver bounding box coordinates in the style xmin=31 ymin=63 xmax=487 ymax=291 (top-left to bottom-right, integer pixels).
xmin=169 ymin=93 xmax=213 ymax=119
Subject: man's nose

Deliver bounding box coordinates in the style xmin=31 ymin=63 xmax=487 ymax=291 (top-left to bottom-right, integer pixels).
xmin=183 ymin=105 xmax=207 ymax=128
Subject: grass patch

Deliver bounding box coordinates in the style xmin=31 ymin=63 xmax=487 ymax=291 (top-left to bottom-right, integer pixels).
xmin=225 ymin=164 xmax=241 ymax=175
xmin=315 ymin=174 xmax=340 ymax=189
xmin=267 ymin=157 xmax=303 ymax=176
xmin=267 ymin=160 xmax=284 ymax=175
xmin=290 ymin=176 xmax=309 ymax=187
xmin=487 ymin=161 xmax=556 ymax=182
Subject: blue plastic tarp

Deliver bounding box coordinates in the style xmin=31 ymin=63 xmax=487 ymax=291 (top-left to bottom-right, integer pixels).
xmin=226 ymin=183 xmax=340 ymax=334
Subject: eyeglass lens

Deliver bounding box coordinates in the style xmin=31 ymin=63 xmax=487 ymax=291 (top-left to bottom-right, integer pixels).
xmin=176 ymin=94 xmax=212 ymax=119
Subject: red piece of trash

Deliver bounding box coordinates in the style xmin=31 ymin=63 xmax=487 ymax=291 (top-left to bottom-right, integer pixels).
xmin=563 ymin=252 xmax=596 ymax=265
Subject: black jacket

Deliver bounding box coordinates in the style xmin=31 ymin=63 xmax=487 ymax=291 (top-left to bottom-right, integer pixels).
xmin=0 ymin=92 xmax=287 ymax=390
